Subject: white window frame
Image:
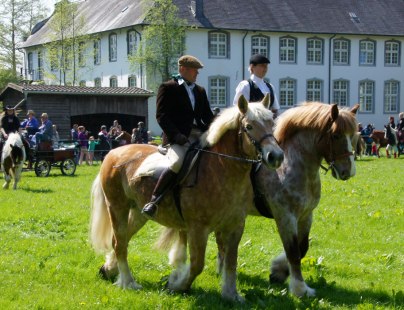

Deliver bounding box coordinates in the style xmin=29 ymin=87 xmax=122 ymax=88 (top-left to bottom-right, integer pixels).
xmin=307 ymin=38 xmax=323 ymax=65
xmin=359 ymin=80 xmax=375 ymax=113
xmin=128 ymin=75 xmax=136 ymax=87
xmin=94 ymin=39 xmax=101 ymax=65
xmin=28 ymin=52 xmax=33 ymax=74
xmin=333 ymin=38 xmax=350 ymax=65
xmin=384 ymin=80 xmax=400 ymax=113
xmin=279 ymin=78 xmax=296 ymax=107
xmin=127 ymin=30 xmax=138 ymax=56
xmin=38 ymin=51 xmax=43 ymax=80
xmin=384 ymin=40 xmax=400 ymax=66
xmin=306 ymin=79 xmax=322 ymax=102
xmin=251 ymin=35 xmax=269 ymax=58
xmin=359 ymin=39 xmax=376 ymax=66
xmin=209 ymin=76 xmax=228 ymax=107
xmin=94 ymin=77 xmax=101 ymax=87
xmin=110 ymin=76 xmax=118 ymax=87
xmin=78 ymin=41 xmax=85 ymax=67
xmin=109 ymin=33 xmax=117 ymax=62
xmin=208 ymin=31 xmax=229 ymax=59
xmin=333 ymin=80 xmax=350 ymax=107
xmin=280 ymin=37 xmax=297 ymax=64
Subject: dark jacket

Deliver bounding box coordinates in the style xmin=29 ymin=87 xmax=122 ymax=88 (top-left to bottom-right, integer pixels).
xmin=156 ymin=79 xmax=214 ymax=145
xmin=1 ymin=115 xmax=21 ymax=134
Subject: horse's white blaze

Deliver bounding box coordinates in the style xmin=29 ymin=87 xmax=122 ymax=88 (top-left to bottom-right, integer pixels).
xmin=346 ymin=135 xmax=356 ymax=177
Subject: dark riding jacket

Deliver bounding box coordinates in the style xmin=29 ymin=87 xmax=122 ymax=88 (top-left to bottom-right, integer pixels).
xmin=156 ymin=78 xmax=214 ymax=145
xmin=1 ymin=115 xmax=21 ymax=135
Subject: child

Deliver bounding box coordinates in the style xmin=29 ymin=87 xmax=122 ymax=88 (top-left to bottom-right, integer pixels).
xmin=88 ymin=136 xmax=99 ymax=165
xmin=371 ymin=142 xmax=378 ymax=156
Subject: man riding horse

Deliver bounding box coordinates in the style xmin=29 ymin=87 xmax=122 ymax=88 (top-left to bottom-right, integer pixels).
xmin=142 ymin=55 xmax=215 ymax=218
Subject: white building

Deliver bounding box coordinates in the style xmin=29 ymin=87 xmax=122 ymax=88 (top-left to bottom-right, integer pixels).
xmin=20 ymin=0 xmax=404 ymax=133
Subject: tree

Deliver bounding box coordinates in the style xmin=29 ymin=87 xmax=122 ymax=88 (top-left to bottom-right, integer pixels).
xmin=129 ymin=0 xmax=187 ymax=90
xmin=45 ymin=0 xmax=89 ymax=86
xmin=0 ymin=68 xmax=20 ymax=90
xmin=0 ymin=0 xmax=48 ymax=74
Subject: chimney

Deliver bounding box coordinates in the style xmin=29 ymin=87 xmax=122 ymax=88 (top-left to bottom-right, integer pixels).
xmin=190 ymin=0 xmax=204 ymax=18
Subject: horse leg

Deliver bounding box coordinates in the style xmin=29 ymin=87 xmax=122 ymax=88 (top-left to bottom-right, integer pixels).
xmin=215 ymin=231 xmax=225 ymax=274
xmin=167 ymin=226 xmax=209 ymax=293
xmin=107 ymin=202 xmax=142 ymax=290
xmin=272 ymin=214 xmax=315 ymax=297
xmin=167 ymin=230 xmax=188 ymax=284
xmin=217 ymin=226 xmax=245 ymax=302
xmin=99 ymin=208 xmax=147 ymax=283
xmin=13 ymin=166 xmax=23 ymax=190
xmin=3 ymin=171 xmax=11 ymax=189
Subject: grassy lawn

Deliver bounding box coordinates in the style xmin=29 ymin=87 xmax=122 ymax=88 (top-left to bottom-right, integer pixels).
xmin=0 ymin=154 xmax=403 ymax=309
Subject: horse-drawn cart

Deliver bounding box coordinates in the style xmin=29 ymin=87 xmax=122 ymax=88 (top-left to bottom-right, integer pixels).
xmin=28 ymin=141 xmax=78 ymax=177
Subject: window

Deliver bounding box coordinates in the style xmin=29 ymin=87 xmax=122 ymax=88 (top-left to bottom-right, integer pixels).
xmin=333 ymin=38 xmax=350 ymax=65
xmin=94 ymin=77 xmax=101 ymax=87
xmin=38 ymin=51 xmax=43 ymax=80
xmin=384 ymin=80 xmax=399 ymax=113
xmin=94 ymin=39 xmax=101 ymax=65
xmin=128 ymin=75 xmax=136 ymax=87
xmin=359 ymin=80 xmax=375 ymax=112
xmin=79 ymin=80 xmax=86 ymax=87
xmin=306 ymin=79 xmax=322 ymax=102
xmin=109 ymin=33 xmax=117 ymax=62
xmin=359 ymin=39 xmax=375 ymax=66
xmin=28 ymin=52 xmax=33 ymax=74
xmin=64 ymin=46 xmax=71 ymax=70
xmin=251 ymin=35 xmax=269 ymax=57
xmin=127 ymin=30 xmax=138 ymax=55
xmin=78 ymin=42 xmax=85 ymax=67
xmin=279 ymin=37 xmax=297 ymax=63
xmin=385 ymin=40 xmax=400 ymax=66
xmin=110 ymin=76 xmax=118 ymax=87
xmin=209 ymin=31 xmax=229 ymax=58
xmin=333 ymin=80 xmax=350 ymax=107
xmin=279 ymin=78 xmax=296 ymax=107
xmin=307 ymin=38 xmax=323 ymax=64
xmin=209 ymin=76 xmax=228 ymax=107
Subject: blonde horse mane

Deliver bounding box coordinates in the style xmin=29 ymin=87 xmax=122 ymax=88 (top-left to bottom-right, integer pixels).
xmin=274 ymin=101 xmax=358 ymax=144
xmin=200 ymin=102 xmax=273 ymax=148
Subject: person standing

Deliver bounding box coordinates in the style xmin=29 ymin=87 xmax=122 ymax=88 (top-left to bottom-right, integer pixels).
xmin=233 ymin=54 xmax=280 ymax=118
xmin=78 ymin=125 xmax=90 ymax=165
xmin=142 ymin=55 xmax=215 ymax=218
xmin=97 ymin=125 xmax=111 ymax=162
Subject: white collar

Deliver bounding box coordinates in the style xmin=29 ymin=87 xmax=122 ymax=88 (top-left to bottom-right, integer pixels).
xmin=251 ymin=74 xmax=265 ymax=84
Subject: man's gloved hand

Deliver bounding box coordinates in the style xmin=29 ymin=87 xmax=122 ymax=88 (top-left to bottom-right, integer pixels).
xmin=174 ymin=133 xmax=188 ymax=145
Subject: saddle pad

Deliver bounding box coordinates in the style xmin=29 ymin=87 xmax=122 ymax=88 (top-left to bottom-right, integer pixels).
xmin=133 ymin=152 xmax=169 ymax=180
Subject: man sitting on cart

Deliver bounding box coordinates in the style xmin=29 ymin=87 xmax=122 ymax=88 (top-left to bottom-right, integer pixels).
xmin=32 ymin=113 xmax=53 ymax=148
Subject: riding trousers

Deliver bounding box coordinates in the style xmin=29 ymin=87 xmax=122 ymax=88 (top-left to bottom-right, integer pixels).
xmin=167 ymin=127 xmax=201 ymax=173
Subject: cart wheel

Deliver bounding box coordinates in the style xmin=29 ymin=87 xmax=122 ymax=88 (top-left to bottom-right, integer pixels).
xmin=60 ymin=158 xmax=76 ymax=176
xmin=34 ymin=160 xmax=51 ymax=177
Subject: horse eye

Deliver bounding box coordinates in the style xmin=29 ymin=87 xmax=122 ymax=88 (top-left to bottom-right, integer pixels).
xmin=245 ymin=124 xmax=253 ymax=130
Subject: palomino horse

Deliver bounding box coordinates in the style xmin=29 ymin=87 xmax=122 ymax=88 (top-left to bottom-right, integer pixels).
xmin=1 ymin=132 xmax=26 ymax=190
xmin=160 ymin=102 xmax=359 ymax=298
xmin=90 ymin=94 xmax=284 ymax=301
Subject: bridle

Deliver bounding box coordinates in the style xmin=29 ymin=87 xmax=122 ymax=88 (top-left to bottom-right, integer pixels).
xmin=193 ymin=115 xmax=274 ymax=164
xmin=320 ymin=130 xmax=353 ymax=174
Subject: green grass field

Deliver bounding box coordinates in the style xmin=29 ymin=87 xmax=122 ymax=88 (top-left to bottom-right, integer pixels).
xmin=0 ymin=154 xmax=403 ymax=309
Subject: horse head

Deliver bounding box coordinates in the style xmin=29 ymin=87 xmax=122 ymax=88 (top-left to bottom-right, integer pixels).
xmin=237 ymin=94 xmax=284 ymax=169
xmin=321 ymin=103 xmax=359 ymax=180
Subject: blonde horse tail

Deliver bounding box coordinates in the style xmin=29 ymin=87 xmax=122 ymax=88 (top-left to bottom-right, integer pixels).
xmin=90 ymin=173 xmax=113 ymax=253
xmin=155 ymin=227 xmax=179 ymax=250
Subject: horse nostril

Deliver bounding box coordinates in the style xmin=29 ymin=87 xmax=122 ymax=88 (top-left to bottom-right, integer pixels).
xmin=266 ymin=150 xmax=284 ymax=167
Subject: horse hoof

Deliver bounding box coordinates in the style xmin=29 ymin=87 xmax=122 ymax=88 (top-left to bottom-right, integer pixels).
xmin=98 ymin=265 xmax=117 ymax=282
xmin=269 ymin=271 xmax=289 ymax=284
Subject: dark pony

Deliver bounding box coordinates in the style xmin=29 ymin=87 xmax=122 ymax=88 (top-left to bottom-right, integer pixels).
xmin=89 ymin=95 xmax=284 ymax=301
xmin=1 ymin=133 xmax=26 ymax=190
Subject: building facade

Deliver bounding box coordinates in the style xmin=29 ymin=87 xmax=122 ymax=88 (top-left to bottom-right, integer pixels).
xmin=20 ymin=0 xmax=404 ymax=133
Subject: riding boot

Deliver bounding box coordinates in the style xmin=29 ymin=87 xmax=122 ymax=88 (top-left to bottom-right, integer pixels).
xmin=142 ymin=168 xmax=178 ymax=218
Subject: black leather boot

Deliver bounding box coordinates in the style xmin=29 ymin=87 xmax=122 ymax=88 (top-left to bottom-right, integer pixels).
xmin=142 ymin=168 xmax=177 ymax=218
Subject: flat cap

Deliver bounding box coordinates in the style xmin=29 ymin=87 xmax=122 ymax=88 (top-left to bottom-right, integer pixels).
xmin=27 ymin=109 xmax=35 ymax=115
xmin=249 ymin=54 xmax=270 ymax=65
xmin=178 ymin=55 xmax=204 ymax=68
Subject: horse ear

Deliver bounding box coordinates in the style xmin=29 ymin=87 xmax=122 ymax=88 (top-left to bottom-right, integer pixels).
xmin=350 ymin=103 xmax=360 ymax=115
xmin=238 ymin=94 xmax=249 ymax=114
xmin=330 ymin=104 xmax=339 ymax=122
xmin=262 ymin=93 xmax=271 ymax=109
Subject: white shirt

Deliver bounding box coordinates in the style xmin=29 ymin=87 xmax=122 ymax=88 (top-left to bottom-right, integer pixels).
xmin=179 ymin=78 xmax=195 ymax=110
xmin=233 ymin=74 xmax=280 ymax=111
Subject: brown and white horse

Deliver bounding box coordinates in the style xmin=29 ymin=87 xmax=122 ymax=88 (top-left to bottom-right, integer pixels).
xmin=89 ymin=95 xmax=284 ymax=301
xmin=162 ymin=102 xmax=359 ymax=298
xmin=1 ymin=132 xmax=26 ymax=190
